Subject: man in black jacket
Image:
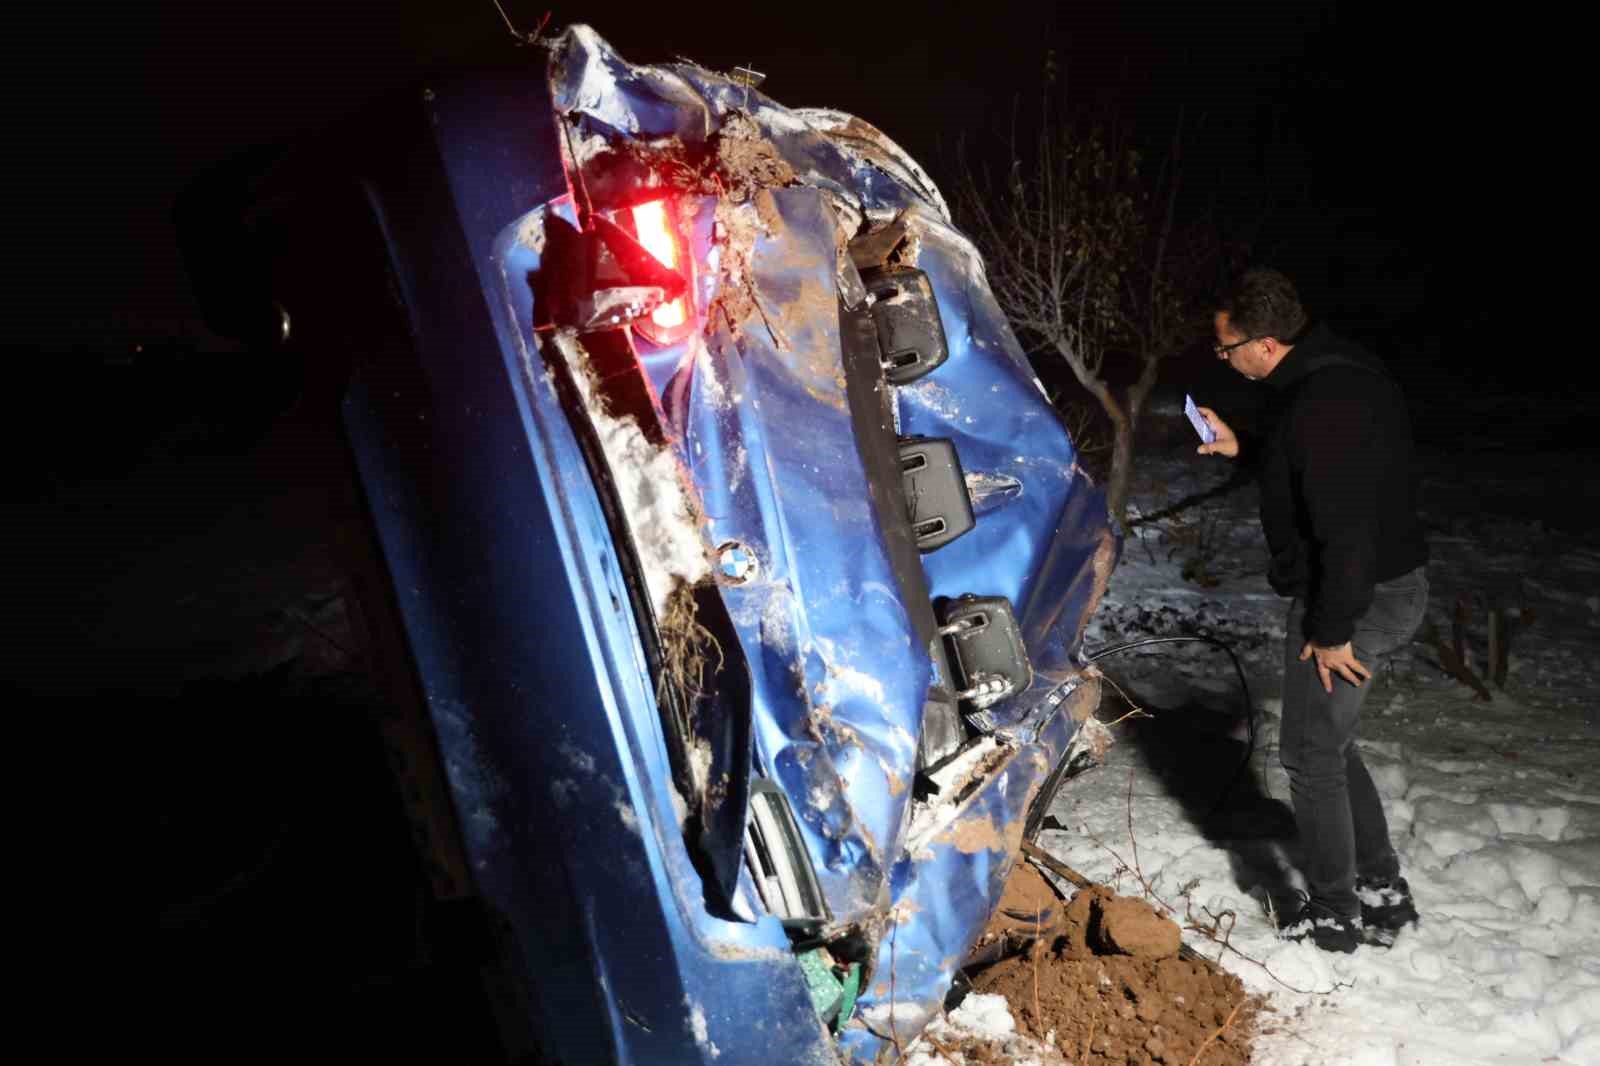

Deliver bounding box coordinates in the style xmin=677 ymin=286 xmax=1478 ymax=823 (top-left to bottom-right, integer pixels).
xmin=1195 ymin=269 xmax=1429 ymax=952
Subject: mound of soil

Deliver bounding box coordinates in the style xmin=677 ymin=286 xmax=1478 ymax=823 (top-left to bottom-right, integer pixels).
xmin=1091 ymin=893 xmax=1184 ymax=959
xmin=960 ymin=862 xmax=1263 ymax=1065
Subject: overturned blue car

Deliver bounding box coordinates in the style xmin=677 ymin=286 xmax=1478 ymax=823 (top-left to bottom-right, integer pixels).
xmin=198 ymin=25 xmax=1116 ymax=1063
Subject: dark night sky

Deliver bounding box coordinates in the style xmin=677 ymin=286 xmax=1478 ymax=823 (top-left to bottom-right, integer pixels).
xmin=29 ymin=1 xmax=1518 ymax=369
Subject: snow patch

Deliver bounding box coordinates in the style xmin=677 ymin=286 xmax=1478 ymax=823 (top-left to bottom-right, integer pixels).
xmin=943 ymin=992 xmax=1014 ymax=1038
xmin=684 ymin=997 xmax=721 ymax=1059
xmin=668 ymin=780 xmax=690 ymax=827
xmin=548 ymin=333 xmax=710 ymax=618
xmin=906 ymin=992 xmax=1062 ymax=1066
xmin=899 ymin=379 xmax=963 ymax=421
xmin=615 ymin=799 xmax=640 ymax=835
xmin=692 ymin=335 xmax=728 ymax=407
xmin=1025 ymin=443 xmax=1600 ymax=1066
xmin=758 ymin=586 xmax=798 ymax=654
xmin=687 ymin=737 xmax=714 ymax=795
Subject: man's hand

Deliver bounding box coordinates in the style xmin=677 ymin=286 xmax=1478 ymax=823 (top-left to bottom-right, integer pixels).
xmin=1195 ymin=406 xmax=1239 ymax=458
xmin=1299 ymin=641 xmax=1371 ymax=693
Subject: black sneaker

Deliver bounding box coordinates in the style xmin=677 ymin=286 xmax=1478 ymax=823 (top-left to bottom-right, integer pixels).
xmin=1358 ymin=875 xmax=1419 ymax=947
xmin=1278 ymin=895 xmax=1363 ymax=953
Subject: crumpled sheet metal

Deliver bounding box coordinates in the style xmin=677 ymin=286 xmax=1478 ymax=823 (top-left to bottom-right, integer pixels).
xmin=545 ymin=25 xmax=1113 ymax=1062
xmin=887 ymin=206 xmax=1117 ymax=727
xmin=680 ymin=186 xmax=928 ymax=924
xmin=550 ymin=25 xmax=944 ymax=226
xmin=343 ymin=62 xmax=849 ymax=1061
xmin=838 ymin=703 xmax=1079 ymax=1059
xmin=482 ymin=206 xmax=843 ymax=1065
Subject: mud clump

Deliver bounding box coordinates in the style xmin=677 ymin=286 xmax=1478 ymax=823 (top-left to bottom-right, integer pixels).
xmin=996 ymin=856 xmax=1063 ymax=929
xmin=1054 ymin=884 xmax=1183 ymax=960
xmin=714 ymin=112 xmax=797 ymax=194
xmin=709 ymin=199 xmax=765 ymax=339
xmin=1092 ymin=893 xmax=1183 ymax=959
xmin=958 ymin=868 xmax=1264 ymax=1065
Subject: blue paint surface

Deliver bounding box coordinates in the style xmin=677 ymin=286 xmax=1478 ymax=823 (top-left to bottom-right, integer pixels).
xmin=337 ymin=25 xmax=1114 ymax=1063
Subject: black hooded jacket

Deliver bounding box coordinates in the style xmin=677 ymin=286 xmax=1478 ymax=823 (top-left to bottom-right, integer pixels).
xmin=1248 ymin=323 xmax=1429 ymax=645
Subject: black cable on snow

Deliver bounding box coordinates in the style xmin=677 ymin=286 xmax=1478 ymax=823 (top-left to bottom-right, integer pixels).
xmin=1082 ymin=635 xmax=1257 ymax=817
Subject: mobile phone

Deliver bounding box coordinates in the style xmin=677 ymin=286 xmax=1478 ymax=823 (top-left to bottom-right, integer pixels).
xmin=1185 ymin=394 xmax=1216 ymax=444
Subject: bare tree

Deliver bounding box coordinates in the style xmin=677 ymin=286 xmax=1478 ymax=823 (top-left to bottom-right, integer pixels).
xmin=957 ymin=96 xmax=1227 ymax=531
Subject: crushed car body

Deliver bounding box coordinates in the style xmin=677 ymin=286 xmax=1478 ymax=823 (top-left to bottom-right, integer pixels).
xmin=196 ymin=24 xmax=1117 ymax=1062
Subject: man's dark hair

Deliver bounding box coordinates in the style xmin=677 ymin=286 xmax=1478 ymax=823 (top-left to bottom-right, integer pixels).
xmin=1218 ymin=268 xmax=1309 ymax=342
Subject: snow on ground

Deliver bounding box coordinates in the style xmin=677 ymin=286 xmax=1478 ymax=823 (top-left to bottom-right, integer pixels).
xmin=911 ymin=416 xmax=1600 ymax=1065
xmin=906 ymin=992 xmax=1060 ymax=1066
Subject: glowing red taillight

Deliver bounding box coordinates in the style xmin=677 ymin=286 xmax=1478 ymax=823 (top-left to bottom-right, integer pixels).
xmin=630 ymin=199 xmax=691 ymax=337
xmin=630 ymin=199 xmax=688 ymax=329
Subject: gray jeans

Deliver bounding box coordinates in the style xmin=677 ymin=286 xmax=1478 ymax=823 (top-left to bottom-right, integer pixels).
xmin=1281 ymin=567 xmax=1429 ymax=917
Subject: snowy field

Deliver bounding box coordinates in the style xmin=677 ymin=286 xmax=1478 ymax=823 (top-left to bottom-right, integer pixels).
xmin=913 ymin=408 xmax=1600 ymax=1065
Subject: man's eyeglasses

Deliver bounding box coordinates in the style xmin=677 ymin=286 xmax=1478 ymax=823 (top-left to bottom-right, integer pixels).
xmin=1213 ymin=336 xmax=1260 ymax=357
